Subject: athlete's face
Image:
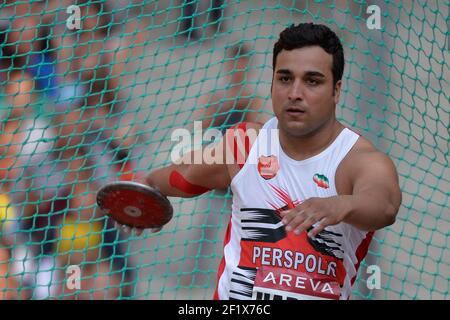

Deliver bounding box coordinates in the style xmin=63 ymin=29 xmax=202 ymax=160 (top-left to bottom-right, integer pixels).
xmin=271 ymin=46 xmax=341 ymax=137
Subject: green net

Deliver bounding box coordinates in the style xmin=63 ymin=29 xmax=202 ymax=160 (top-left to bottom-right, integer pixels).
xmin=0 ymin=0 xmax=448 ymax=300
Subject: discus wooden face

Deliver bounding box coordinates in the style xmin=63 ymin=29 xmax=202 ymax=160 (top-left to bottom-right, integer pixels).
xmin=96 ymin=182 xmax=173 ymax=229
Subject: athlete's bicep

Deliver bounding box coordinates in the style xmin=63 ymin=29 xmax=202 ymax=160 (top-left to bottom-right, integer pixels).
xmin=351 ymin=152 xmax=402 ymax=212
xmin=182 ymin=143 xmax=232 ymax=190
xmin=164 ymin=138 xmax=231 ymax=195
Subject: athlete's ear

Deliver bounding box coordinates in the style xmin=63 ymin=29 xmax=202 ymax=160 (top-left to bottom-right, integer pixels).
xmin=270 ymin=72 xmax=274 ymax=97
xmin=333 ymin=80 xmax=342 ymax=105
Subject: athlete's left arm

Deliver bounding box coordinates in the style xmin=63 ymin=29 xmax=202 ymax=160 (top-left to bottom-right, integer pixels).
xmin=280 ymin=151 xmax=402 ymax=237
xmin=339 ymin=151 xmax=402 ymax=231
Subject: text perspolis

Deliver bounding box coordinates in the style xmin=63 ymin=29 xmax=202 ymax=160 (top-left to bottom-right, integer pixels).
xmin=252 ymin=246 xmax=337 ymax=277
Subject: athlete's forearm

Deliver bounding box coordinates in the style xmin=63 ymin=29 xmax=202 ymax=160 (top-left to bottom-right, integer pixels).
xmin=341 ymin=194 xmax=397 ymax=231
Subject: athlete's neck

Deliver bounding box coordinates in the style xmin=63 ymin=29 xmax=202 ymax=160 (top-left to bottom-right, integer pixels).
xmin=279 ymin=118 xmax=344 ymax=161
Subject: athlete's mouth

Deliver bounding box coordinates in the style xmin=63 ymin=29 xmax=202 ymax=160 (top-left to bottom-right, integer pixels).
xmin=285 ymin=106 xmax=306 ymax=114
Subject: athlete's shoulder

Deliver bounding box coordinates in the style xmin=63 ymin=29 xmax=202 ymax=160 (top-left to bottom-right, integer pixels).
xmin=225 ymin=122 xmax=263 ymax=146
xmin=348 ymin=131 xmax=387 ymax=157
xmin=224 ymin=122 xmax=264 ymax=170
xmin=243 ymin=121 xmax=264 ymax=132
xmin=343 ymin=130 xmax=397 ymax=173
xmin=226 ymin=121 xmax=263 ymax=138
xmin=350 ymin=132 xmax=377 ymax=153
xmin=231 ymin=121 xmax=264 ymax=130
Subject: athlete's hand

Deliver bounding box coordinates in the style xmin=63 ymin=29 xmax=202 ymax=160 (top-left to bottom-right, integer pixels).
xmin=114 ymin=222 xmax=162 ymax=236
xmin=279 ymin=196 xmax=351 ymax=238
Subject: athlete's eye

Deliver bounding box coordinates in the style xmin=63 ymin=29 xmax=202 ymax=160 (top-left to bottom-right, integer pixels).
xmin=278 ymin=76 xmax=291 ymax=83
xmin=305 ymin=78 xmax=319 ymax=86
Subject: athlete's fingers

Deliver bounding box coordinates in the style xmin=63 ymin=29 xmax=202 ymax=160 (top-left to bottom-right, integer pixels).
xmin=121 ymin=225 xmax=132 ymax=234
xmin=308 ymin=218 xmax=329 ymax=238
xmin=286 ymin=211 xmax=310 ymax=232
xmin=278 ymin=209 xmax=289 ymax=218
xmin=293 ymin=213 xmax=318 ymax=235
xmin=280 ymin=200 xmax=312 ymax=219
xmin=114 ymin=221 xmax=156 ymax=236
xmin=150 ymin=227 xmax=162 ymax=233
xmin=281 ymin=209 xmax=306 ymax=231
xmin=114 ymin=221 xmax=135 ymax=236
xmin=292 ymin=210 xmax=326 ymax=235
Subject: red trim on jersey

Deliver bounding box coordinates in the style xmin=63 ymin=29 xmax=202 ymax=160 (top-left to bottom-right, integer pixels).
xmin=350 ymin=231 xmax=375 ymax=286
xmin=238 ymin=123 xmax=251 ymax=164
xmin=225 ymin=122 xmax=252 ymax=169
xmin=213 ymin=216 xmax=233 ymax=300
xmin=169 ymin=170 xmax=210 ymax=195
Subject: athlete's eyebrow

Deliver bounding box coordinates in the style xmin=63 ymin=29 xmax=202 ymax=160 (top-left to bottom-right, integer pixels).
xmin=276 ymin=69 xmax=326 ymax=78
xmin=275 ymin=69 xmax=292 ymax=75
xmin=304 ymin=71 xmax=326 ymax=78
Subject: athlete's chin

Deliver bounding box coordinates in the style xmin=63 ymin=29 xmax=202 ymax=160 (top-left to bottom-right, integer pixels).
xmin=281 ymin=122 xmax=314 ymax=137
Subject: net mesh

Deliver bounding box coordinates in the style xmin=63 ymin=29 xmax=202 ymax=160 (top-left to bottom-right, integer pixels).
xmin=0 ymin=0 xmax=448 ymax=300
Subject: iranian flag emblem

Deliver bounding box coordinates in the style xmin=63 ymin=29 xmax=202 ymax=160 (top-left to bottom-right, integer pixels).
xmin=313 ymin=174 xmax=329 ymax=189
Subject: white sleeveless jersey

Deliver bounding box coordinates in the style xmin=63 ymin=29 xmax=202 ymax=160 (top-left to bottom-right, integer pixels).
xmin=214 ymin=117 xmax=374 ymax=300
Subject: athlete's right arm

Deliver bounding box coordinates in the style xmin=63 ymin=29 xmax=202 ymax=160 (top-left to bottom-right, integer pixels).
xmin=123 ymin=122 xmax=261 ymax=235
xmin=143 ymin=121 xmax=262 ymax=198
xmin=144 ymin=147 xmax=230 ymax=198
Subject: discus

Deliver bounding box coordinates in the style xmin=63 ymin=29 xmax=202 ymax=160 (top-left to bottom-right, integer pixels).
xmin=96 ymin=181 xmax=173 ymax=229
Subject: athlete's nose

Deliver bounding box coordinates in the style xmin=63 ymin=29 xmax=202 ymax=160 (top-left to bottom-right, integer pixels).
xmin=288 ymin=80 xmax=304 ymax=101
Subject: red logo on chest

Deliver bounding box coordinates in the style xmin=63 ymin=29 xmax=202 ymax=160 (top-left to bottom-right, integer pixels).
xmin=257 ymin=155 xmax=280 ymax=180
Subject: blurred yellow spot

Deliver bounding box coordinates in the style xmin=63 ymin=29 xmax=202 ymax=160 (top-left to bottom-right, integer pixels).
xmin=57 ymin=217 xmax=103 ymax=254
xmin=0 ymin=194 xmax=15 ymax=232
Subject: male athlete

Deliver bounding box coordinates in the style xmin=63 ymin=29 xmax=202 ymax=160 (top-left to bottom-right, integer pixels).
xmin=123 ymin=23 xmax=402 ymax=300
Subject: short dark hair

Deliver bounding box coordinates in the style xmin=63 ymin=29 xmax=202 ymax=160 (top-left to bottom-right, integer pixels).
xmin=273 ymin=23 xmax=344 ymax=86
